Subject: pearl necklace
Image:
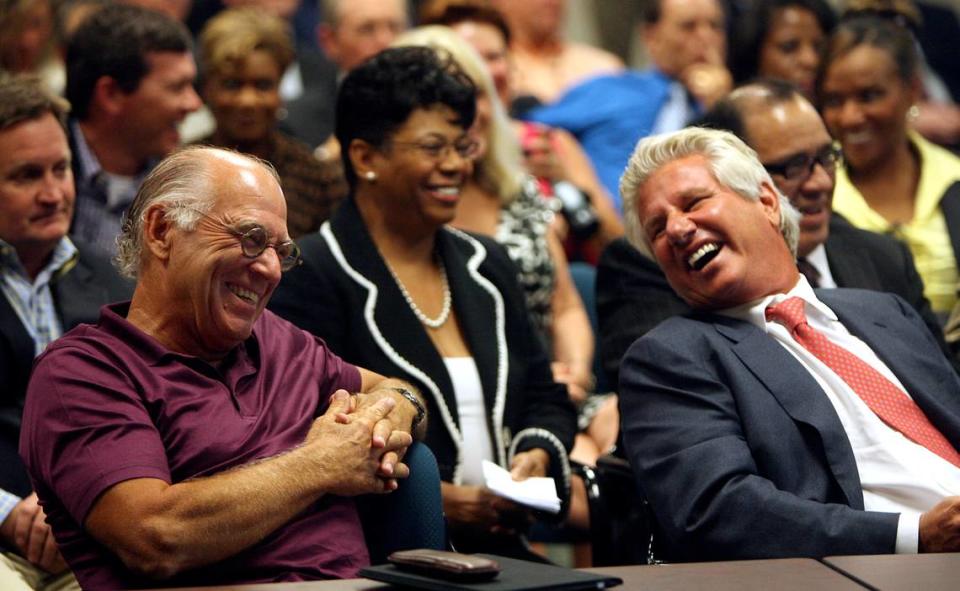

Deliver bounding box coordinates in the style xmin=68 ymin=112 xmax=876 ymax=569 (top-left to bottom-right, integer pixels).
xmin=386 ymin=257 xmax=452 ymax=329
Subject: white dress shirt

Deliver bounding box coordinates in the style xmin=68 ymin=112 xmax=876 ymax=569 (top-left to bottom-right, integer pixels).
xmin=804 ymin=243 xmax=837 ymax=289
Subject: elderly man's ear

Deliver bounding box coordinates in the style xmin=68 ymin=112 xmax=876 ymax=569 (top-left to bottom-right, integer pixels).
xmin=142 ymin=205 xmax=175 ymax=262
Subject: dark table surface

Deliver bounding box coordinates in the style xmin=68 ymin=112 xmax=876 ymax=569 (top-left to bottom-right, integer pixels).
xmin=824 ymin=553 xmax=960 ymax=591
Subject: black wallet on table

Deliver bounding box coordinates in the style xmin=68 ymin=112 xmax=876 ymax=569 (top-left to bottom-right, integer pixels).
xmin=359 ymin=552 xmax=623 ymax=590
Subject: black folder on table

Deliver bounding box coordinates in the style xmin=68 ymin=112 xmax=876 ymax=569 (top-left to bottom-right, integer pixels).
xmin=359 ymin=554 xmax=623 ymax=590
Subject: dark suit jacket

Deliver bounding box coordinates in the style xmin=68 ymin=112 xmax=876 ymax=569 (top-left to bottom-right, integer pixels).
xmin=619 ymin=288 xmax=960 ymax=561
xmin=268 ymin=199 xmax=576 ymax=502
xmin=597 ymin=217 xmax=950 ymax=388
xmin=277 ymin=58 xmax=339 ymax=150
xmin=0 ymin=240 xmax=132 ymax=497
xmin=917 ymin=2 xmax=960 ymax=104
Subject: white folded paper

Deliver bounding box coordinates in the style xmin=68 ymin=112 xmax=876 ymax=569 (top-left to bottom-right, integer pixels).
xmin=481 ymin=460 xmax=561 ymax=514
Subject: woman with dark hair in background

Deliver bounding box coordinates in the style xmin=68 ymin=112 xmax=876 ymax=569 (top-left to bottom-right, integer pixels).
xmin=818 ymin=14 xmax=960 ymax=318
xmin=269 ymin=46 xmax=576 ymax=560
xmin=197 ymin=8 xmax=346 ymax=238
xmin=731 ymin=0 xmax=837 ymax=98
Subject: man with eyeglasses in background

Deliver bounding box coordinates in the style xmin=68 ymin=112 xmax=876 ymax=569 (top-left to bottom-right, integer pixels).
xmin=19 ymin=146 xmax=428 ymax=589
xmin=596 ymin=79 xmax=951 ymax=391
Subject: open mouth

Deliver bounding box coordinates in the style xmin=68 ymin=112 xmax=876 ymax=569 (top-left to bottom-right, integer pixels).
xmin=797 ymin=203 xmax=825 ymax=217
xmin=687 ymin=242 xmax=721 ymax=271
xmin=227 ymin=283 xmax=260 ymax=305
xmin=842 ymin=131 xmax=872 ymax=146
xmin=426 ymin=185 xmax=460 ymax=202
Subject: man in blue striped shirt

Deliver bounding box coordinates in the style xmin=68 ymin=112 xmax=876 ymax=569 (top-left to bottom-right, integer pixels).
xmin=0 ymin=78 xmax=131 ymax=591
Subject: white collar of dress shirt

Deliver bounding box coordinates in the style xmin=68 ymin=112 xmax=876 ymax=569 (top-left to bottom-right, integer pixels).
xmin=715 ymin=274 xmax=838 ymax=330
xmin=804 ymin=243 xmax=837 ymax=289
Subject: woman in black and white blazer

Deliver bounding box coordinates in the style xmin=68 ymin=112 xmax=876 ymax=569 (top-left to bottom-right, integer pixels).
xmin=269 ymin=46 xmax=575 ymax=558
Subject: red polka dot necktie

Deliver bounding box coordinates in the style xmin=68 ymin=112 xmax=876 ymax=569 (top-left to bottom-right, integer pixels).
xmin=766 ymin=296 xmax=960 ymax=468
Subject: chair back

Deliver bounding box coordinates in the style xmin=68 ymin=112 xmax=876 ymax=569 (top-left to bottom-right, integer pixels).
xmin=357 ymin=442 xmax=447 ymax=563
xmin=579 ymin=453 xmax=660 ymax=566
xmin=569 ymin=262 xmax=609 ymax=393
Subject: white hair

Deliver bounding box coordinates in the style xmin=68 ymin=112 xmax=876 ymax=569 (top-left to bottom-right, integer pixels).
xmin=114 ymin=145 xmax=279 ymax=278
xmin=619 ymin=126 xmax=800 ymax=261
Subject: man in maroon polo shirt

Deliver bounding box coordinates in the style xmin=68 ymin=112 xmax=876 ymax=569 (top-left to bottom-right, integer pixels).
xmin=18 ymin=146 xmax=426 ymax=589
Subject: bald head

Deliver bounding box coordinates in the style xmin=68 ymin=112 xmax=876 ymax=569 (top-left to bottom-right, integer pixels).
xmin=702 ymin=81 xmax=837 ymax=257
xmin=116 ymin=146 xmax=280 ymax=278
xmin=121 ymin=146 xmax=289 ymax=360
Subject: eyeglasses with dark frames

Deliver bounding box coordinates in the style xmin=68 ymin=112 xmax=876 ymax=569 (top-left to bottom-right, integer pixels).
xmin=391 ymin=136 xmax=480 ymax=161
xmin=180 ymin=207 xmax=302 ymax=272
xmin=763 ymin=143 xmax=843 ymax=184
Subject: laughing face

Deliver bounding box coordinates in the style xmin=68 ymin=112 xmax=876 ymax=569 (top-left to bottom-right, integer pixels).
xmin=635 ymin=154 xmax=798 ymax=310
xmin=164 ymin=154 xmax=288 ymax=358
xmin=371 ymin=105 xmax=472 ymax=232
xmin=745 ymin=96 xmax=835 ymax=258
xmin=205 ymin=49 xmax=283 ymax=146
xmin=119 ymin=51 xmax=202 ymax=164
xmin=820 ymin=44 xmax=918 ymax=174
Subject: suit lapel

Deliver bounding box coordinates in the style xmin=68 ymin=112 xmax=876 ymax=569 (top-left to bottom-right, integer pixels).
xmin=441 ymin=230 xmax=507 ymax=464
xmin=714 ymin=316 xmax=865 ymax=507
xmin=940 ymin=181 xmax=960 ymax=269
xmin=52 ymin=257 xmax=102 ymax=327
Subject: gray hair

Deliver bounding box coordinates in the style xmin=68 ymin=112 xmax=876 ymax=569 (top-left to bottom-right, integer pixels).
xmin=114 ymin=145 xmax=279 ymax=278
xmin=619 ymin=126 xmax=800 ymax=261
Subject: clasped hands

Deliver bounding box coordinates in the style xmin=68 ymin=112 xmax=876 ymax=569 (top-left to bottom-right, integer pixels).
xmin=305 ymin=389 xmax=414 ymax=496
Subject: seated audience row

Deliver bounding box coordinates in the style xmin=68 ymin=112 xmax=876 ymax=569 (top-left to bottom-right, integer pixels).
xmin=9 ymin=44 xmax=577 ymax=588
xmin=4 ymin=0 xmax=960 ymax=586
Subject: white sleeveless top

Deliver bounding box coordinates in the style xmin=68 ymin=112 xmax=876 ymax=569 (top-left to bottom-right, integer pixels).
xmin=444 ymin=357 xmax=496 ymax=485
